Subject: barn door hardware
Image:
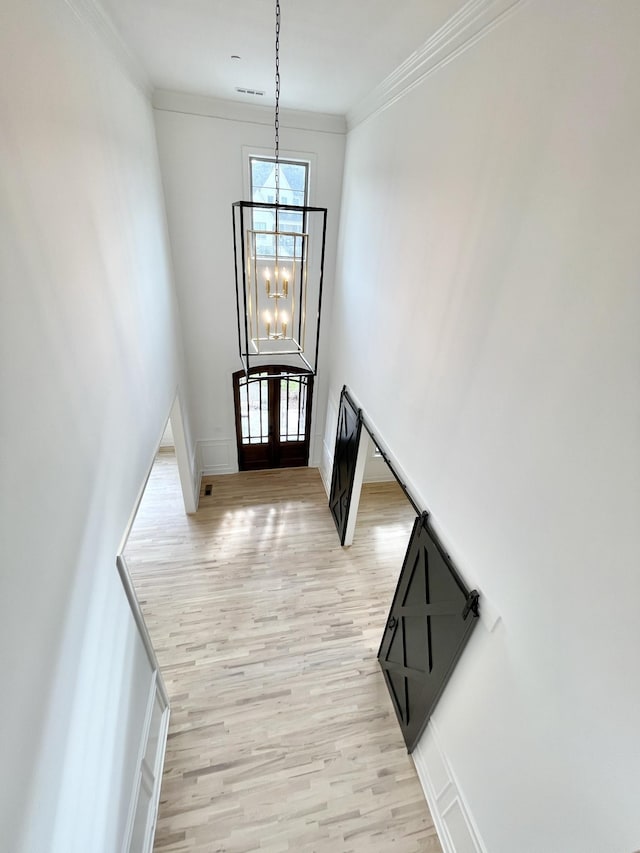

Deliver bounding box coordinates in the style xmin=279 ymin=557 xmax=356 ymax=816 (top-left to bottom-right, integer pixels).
xmin=462 ymin=590 xmax=480 ymax=619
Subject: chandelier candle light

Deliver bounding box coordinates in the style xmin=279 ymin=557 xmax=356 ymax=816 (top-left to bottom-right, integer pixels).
xmin=232 ymin=0 xmax=327 ymax=378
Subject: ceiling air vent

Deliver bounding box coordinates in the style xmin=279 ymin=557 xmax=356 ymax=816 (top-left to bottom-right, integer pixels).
xmin=236 ymin=87 xmax=265 ymax=97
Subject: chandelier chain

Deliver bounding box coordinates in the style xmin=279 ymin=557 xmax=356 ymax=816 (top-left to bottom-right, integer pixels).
xmin=274 ymin=0 xmax=280 ymax=204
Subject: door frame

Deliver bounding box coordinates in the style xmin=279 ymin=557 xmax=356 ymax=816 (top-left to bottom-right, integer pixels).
xmin=169 ymin=394 xmax=197 ymax=514
xmin=329 ymin=386 xmax=421 ymax=546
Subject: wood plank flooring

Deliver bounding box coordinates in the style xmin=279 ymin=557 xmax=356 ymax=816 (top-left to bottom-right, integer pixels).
xmin=124 ymin=455 xmax=442 ymax=853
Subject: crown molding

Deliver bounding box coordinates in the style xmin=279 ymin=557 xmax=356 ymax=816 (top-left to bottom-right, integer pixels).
xmin=346 ymin=0 xmax=528 ymax=131
xmin=152 ymin=89 xmax=347 ymax=136
xmin=64 ymin=0 xmax=152 ymax=97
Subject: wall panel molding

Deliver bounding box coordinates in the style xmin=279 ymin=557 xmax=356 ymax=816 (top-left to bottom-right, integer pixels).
xmin=320 ymin=391 xmax=340 ymax=496
xmin=363 ymin=454 xmax=396 ymax=484
xmin=320 ymin=439 xmax=333 ymax=497
xmin=347 ymin=0 xmax=528 ymax=130
xmin=309 ymin=430 xmax=325 ymax=469
xmin=115 ymin=557 xmax=170 ymax=853
xmin=413 ymin=720 xmax=488 ymax=853
xmin=197 ymin=439 xmax=237 ymax=476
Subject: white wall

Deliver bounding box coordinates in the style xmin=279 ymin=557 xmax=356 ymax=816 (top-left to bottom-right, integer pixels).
xmin=0 ymin=1 xmax=190 ymax=849
xmin=363 ymin=446 xmax=396 ymax=484
xmin=325 ymin=2 xmax=640 ymax=851
xmin=152 ymin=92 xmax=345 ymax=475
xmin=159 ymin=418 xmax=175 ymax=449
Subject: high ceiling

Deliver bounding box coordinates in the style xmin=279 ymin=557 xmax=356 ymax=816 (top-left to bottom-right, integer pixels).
xmin=100 ymin=0 xmax=464 ymax=115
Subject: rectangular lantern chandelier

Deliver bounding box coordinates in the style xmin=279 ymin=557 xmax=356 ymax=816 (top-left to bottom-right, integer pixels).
xmin=232 ymin=200 xmax=327 ymax=377
xmin=232 ymin=0 xmax=327 ymax=379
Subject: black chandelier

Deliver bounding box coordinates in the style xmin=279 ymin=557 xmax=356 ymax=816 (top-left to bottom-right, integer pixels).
xmin=232 ymin=1 xmax=327 ymax=378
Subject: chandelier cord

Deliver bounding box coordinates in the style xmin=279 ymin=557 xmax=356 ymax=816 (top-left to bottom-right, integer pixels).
xmin=274 ymin=0 xmax=280 ymax=205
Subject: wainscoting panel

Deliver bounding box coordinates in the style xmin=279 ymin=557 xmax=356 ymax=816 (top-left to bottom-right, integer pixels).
xmin=412 ymin=720 xmax=487 ymax=853
xmin=320 ymin=393 xmax=339 ymax=494
xmin=116 ymin=556 xmax=170 ymax=853
xmin=196 ymin=439 xmax=237 ymax=476
xmin=441 ymin=799 xmax=479 ymax=853
xmin=125 ymin=676 xmax=170 ymax=853
xmin=320 ymin=438 xmax=333 ymax=496
xmin=309 ymin=430 xmax=324 ymax=469
xmin=363 ymin=452 xmax=397 ymax=483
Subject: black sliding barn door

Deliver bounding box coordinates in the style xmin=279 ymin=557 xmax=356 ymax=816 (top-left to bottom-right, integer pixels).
xmin=378 ymin=512 xmax=479 ymax=752
xmin=328 ymin=388 xmax=362 ymax=544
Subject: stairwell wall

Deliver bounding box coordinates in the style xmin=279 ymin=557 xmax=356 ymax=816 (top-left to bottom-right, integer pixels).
xmin=0 ymin=1 xmax=191 ymax=849
xmin=323 ymin=2 xmax=640 ymax=850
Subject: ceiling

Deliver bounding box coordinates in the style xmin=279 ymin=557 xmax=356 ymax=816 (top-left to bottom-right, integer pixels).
xmin=100 ymin=0 xmax=464 ymax=116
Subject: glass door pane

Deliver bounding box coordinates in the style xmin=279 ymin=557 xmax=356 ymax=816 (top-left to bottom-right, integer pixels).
xmin=240 ymin=373 xmax=270 ymax=445
xmin=279 ymin=376 xmax=307 ymax=442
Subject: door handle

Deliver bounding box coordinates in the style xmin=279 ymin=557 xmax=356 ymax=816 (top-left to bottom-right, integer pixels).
xmin=387 ymin=616 xmax=397 ymax=631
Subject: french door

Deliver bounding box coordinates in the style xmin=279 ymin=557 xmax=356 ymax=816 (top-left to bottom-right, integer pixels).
xmin=233 ymin=365 xmax=313 ymax=471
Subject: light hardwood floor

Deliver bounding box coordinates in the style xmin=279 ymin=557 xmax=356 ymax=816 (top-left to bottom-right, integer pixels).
xmin=124 ymin=454 xmax=442 ymax=853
